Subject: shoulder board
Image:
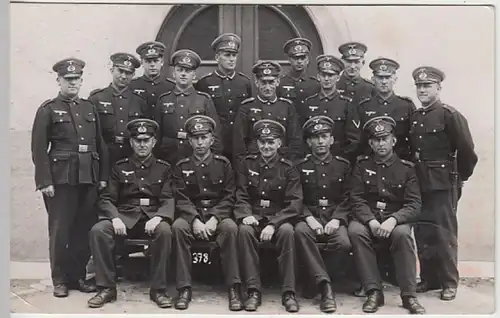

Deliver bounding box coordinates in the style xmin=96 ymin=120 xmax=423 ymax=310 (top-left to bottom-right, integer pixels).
xmin=356 ymin=155 xmax=370 ymax=162
xmin=158 ymin=91 xmax=173 ymax=99
xmin=399 ymin=96 xmax=414 ymax=103
xmin=309 ymin=76 xmax=319 ymax=81
xmin=213 ymin=154 xmax=230 ymax=163
xmin=197 ymin=72 xmax=213 ymax=81
xmin=335 ymin=155 xmax=350 ymax=164
xmin=339 ymin=94 xmax=353 ymax=102
xmin=279 ymin=157 xmax=293 ymax=166
xmin=132 ymin=90 xmax=146 ymax=99
xmin=244 ymin=154 xmax=258 ymax=160
xmin=297 ymin=154 xmax=312 ymax=165
xmin=305 ymin=93 xmax=318 ymax=101
xmin=363 ymin=78 xmax=374 ymax=85
xmin=279 ymin=97 xmax=293 ymax=105
xmin=89 ymin=88 xmax=105 ymax=97
xmin=359 ymin=97 xmax=371 ymax=105
xmin=238 ymin=72 xmax=251 ymax=80
xmin=156 ymin=158 xmax=170 ymax=166
xmin=442 ymin=103 xmax=458 ymax=113
xmin=278 ymin=73 xmax=287 ymax=79
xmin=40 ymin=98 xmax=55 ymax=108
xmin=196 ymin=91 xmax=211 ymax=98
xmin=241 ymin=97 xmax=255 ymax=105
xmin=165 ymin=77 xmax=176 ymax=84
xmin=400 ymin=159 xmax=415 ymax=168
xmin=116 ymin=158 xmax=129 ymax=165
xmin=337 ymin=88 xmax=345 ymax=93
xmin=176 ymin=157 xmax=191 ymax=166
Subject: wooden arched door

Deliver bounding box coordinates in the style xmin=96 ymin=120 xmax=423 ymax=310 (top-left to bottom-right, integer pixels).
xmin=156 ymin=5 xmax=324 ymax=79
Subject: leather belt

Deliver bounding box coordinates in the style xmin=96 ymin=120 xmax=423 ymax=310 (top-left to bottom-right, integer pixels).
xmin=198 ymin=199 xmax=217 ymax=208
xmin=260 ymin=199 xmax=270 ymax=208
xmin=114 ymin=136 xmax=127 ymax=144
xmin=177 ymin=131 xmax=187 ymax=139
xmin=78 ymin=144 xmax=90 ymax=153
xmin=318 ymin=199 xmax=329 ymax=207
xmin=376 ymin=201 xmax=386 ymax=210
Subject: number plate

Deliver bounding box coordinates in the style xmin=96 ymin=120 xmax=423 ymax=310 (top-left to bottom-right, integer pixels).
xmin=192 ymin=252 xmax=212 ymax=265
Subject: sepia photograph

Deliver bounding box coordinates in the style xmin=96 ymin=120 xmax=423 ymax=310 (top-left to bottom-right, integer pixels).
xmin=9 ymin=1 xmax=495 ymax=315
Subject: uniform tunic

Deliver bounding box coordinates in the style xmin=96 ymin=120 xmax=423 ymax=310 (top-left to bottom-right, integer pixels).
xmin=337 ymin=73 xmax=374 ymax=106
xmin=129 ymin=75 xmax=176 ymax=119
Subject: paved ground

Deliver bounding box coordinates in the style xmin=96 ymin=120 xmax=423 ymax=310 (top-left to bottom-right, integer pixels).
xmin=10 ymin=277 xmax=495 ymax=315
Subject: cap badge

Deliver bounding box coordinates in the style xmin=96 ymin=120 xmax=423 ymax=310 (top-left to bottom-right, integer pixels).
xmin=349 ymin=48 xmax=357 ymax=55
xmin=138 ymin=126 xmax=147 ymax=133
xmin=375 ymin=124 xmax=384 ymax=132
xmin=148 ymin=48 xmax=157 ymax=54
xmin=314 ymin=124 xmax=323 ymax=130
xmin=379 ymin=64 xmax=388 ymax=71
xmin=323 ymin=62 xmax=331 ymax=68
xmin=124 ymin=60 xmax=132 ymax=67
xmin=182 ymin=56 xmax=191 ymax=64
xmin=262 ymin=127 xmax=271 ymax=134
xmin=228 ymin=41 xmax=236 ymax=48
xmin=194 ymin=123 xmax=203 ymax=131
xmin=67 ymin=65 xmax=76 ymax=72
xmin=263 ymin=68 xmax=272 ymax=75
xmin=419 ymin=71 xmax=427 ymax=79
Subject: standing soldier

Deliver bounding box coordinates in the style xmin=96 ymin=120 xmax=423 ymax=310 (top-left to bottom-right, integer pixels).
xmin=357 ymin=58 xmax=415 ymax=161
xmin=31 ymin=58 xmax=108 ymax=297
xmin=235 ymin=120 xmax=302 ymax=313
xmin=410 ymin=67 xmax=478 ymax=301
xmin=171 ymin=115 xmax=241 ymax=311
xmin=303 ymin=55 xmax=361 ymax=161
xmin=87 ymin=119 xmax=174 ymax=309
xmin=337 ymin=42 xmax=374 ymax=105
xmin=89 ymin=53 xmax=147 ymax=167
xmin=233 ymin=61 xmax=302 ymax=163
xmin=130 ymin=41 xmax=176 ymax=119
xmin=348 ymin=116 xmax=425 ymax=314
xmin=154 ymin=49 xmax=222 ymax=166
xmin=294 ymin=116 xmax=353 ymax=313
xmin=194 ymin=33 xmax=252 ymax=162
xmin=278 ymin=37 xmax=320 ymax=125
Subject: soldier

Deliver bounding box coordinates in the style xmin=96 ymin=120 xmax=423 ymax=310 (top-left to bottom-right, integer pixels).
xmin=278 ymin=37 xmax=320 ymax=125
xmin=410 ymin=67 xmax=478 ymax=301
xmin=337 ymin=42 xmax=374 ymax=105
xmin=303 ymin=55 xmax=361 ymax=161
xmin=294 ymin=116 xmax=353 ymax=313
xmin=347 ymin=116 xmax=425 ymax=314
xmin=89 ymin=52 xmax=147 ymax=167
xmin=171 ymin=115 xmax=241 ymax=311
xmin=235 ymin=119 xmax=303 ymax=313
xmin=87 ymin=119 xmax=174 ymax=308
xmin=233 ymin=61 xmax=302 ymax=163
xmin=31 ymin=58 xmax=108 ymax=297
xmin=130 ymin=41 xmax=176 ymax=119
xmin=154 ymin=49 xmax=222 ymax=166
xmin=357 ymin=58 xmax=416 ymax=161
xmin=194 ymin=33 xmax=252 ymax=162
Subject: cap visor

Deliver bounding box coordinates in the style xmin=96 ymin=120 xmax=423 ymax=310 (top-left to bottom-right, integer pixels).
xmin=133 ymin=133 xmax=153 ymax=140
xmin=319 ymin=70 xmax=338 ymax=75
xmin=342 ymin=56 xmax=361 ymax=61
xmin=176 ymin=63 xmax=196 ymax=69
xmin=63 ymin=73 xmax=82 ymax=79
xmin=143 ymin=54 xmax=161 ymax=59
xmin=259 ymin=75 xmax=278 ymax=81
xmin=415 ymin=79 xmax=438 ymax=84
xmin=373 ymin=71 xmax=394 ymax=77
xmin=189 ymin=130 xmax=211 ymax=136
xmin=291 ymin=53 xmax=308 ymax=57
xmin=218 ymin=48 xmax=239 ymax=53
xmin=115 ymin=65 xmax=135 ymax=73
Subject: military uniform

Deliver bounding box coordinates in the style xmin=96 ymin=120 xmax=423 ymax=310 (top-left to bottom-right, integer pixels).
xmin=171 ymin=115 xmax=241 ymax=311
xmin=409 ymin=67 xmax=478 ymax=298
xmin=278 ymin=38 xmax=320 ymax=126
xmin=130 ymin=41 xmax=176 ymax=119
xmin=347 ymin=116 xmax=425 ymax=314
xmin=235 ymin=120 xmax=302 ymax=312
xmin=303 ymin=55 xmax=361 ymax=161
xmin=154 ymin=49 xmax=222 ymax=166
xmin=194 ymin=33 xmax=253 ymax=161
xmin=337 ymin=42 xmax=374 ymax=105
xmin=31 ymin=58 xmax=108 ymax=293
xmin=89 ymin=53 xmax=147 ymax=167
xmin=358 ymin=58 xmax=416 ymax=161
xmin=88 ymin=119 xmax=174 ymax=308
xmin=233 ymin=61 xmax=302 ymax=163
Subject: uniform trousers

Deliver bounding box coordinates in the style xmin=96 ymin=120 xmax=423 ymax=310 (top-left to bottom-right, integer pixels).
xmin=89 ymin=217 xmax=172 ymax=290
xmin=43 ymin=184 xmax=98 ymax=286
xmin=348 ymin=220 xmax=417 ymax=297
xmin=294 ymin=221 xmax=352 ymax=286
xmin=172 ymin=218 xmax=241 ymax=289
xmin=238 ymin=222 xmax=296 ymax=294
xmin=415 ymin=189 xmax=460 ymax=289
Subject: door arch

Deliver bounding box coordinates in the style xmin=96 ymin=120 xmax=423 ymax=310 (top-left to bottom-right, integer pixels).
xmin=156 ymin=4 xmax=324 ymax=79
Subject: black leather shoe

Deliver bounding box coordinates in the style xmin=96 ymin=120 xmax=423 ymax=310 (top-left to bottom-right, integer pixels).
xmin=53 ymin=284 xmax=69 ymax=298
xmin=244 ymin=289 xmax=261 ymax=312
xmin=362 ymin=290 xmax=384 ymax=313
xmin=174 ymin=287 xmax=192 ymax=310
xmin=228 ymin=285 xmax=243 ymax=311
xmin=402 ymin=296 xmax=426 ymax=314
xmin=416 ymin=281 xmax=441 ymax=293
xmin=440 ymin=287 xmax=457 ymax=301
xmin=150 ymin=289 xmax=173 ymax=308
xmin=87 ymin=288 xmax=117 ymax=308
xmin=68 ymin=279 xmax=97 ymax=293
xmin=320 ymin=282 xmax=337 ymax=313
xmin=353 ymin=286 xmax=366 ymax=297
xmin=282 ymin=292 xmax=299 ymax=313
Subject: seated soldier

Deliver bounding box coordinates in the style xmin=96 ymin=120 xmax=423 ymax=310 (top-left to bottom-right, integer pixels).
xmin=87 ymin=119 xmax=174 ymax=309
xmin=294 ymin=115 xmax=352 ymax=313
xmin=234 ymin=119 xmax=303 ymax=313
xmin=348 ymin=116 xmax=425 ymax=314
xmin=171 ymin=115 xmax=242 ymax=311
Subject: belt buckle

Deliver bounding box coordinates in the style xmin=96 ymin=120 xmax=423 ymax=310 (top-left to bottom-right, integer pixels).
xmin=260 ymin=199 xmax=270 ymax=208
xmin=140 ymin=198 xmax=150 ymax=206
xmin=415 ymin=151 xmax=420 ymax=160
xmin=177 ymin=132 xmax=187 ymax=139
xmin=201 ymin=199 xmax=211 ymax=207
xmin=319 ymin=199 xmax=328 ymax=207
xmin=78 ymin=144 xmax=88 ymax=152
xmin=376 ymin=201 xmax=386 ymax=210
xmin=115 ymin=136 xmax=125 ymax=144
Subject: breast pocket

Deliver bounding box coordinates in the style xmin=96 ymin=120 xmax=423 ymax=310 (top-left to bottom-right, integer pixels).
xmin=128 ymin=110 xmax=142 ymax=120
xmin=51 ymin=113 xmax=72 ymax=136
xmin=236 ymin=89 xmax=249 ymax=101
xmin=363 ymin=175 xmax=378 ymax=194
xmin=150 ymin=177 xmax=165 ymax=196
xmin=390 ymin=178 xmax=406 ymax=199
xmin=247 ymin=174 xmax=260 ymax=197
xmin=329 ymin=173 xmax=345 ymax=196
xmin=249 ymin=110 xmax=263 ymax=124
xmin=424 ymin=123 xmax=446 ymax=144
xmin=96 ymin=105 xmax=115 ymax=130
xmin=426 ymin=160 xmax=452 ymax=190
xmin=280 ymin=86 xmax=297 ymax=99
xmin=183 ymin=175 xmax=199 ymax=193
xmin=276 ymin=115 xmax=288 ymax=127
xmin=49 ymin=153 xmax=71 ymax=184
xmin=269 ymin=177 xmax=286 ymax=200
xmin=188 ymin=107 xmax=206 ymax=116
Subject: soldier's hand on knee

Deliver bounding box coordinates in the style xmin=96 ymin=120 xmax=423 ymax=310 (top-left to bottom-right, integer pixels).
xmin=40 ymin=185 xmax=55 ymax=197
xmin=205 ymin=216 xmax=218 ymax=236
xmin=144 ymin=216 xmax=162 ymax=235
xmin=324 ymin=219 xmax=340 ymax=235
xmin=98 ymin=181 xmax=108 ymax=190
xmin=112 ymin=218 xmax=127 ymax=236
xmin=193 ymin=218 xmax=209 ymax=240
xmin=242 ymin=216 xmax=259 ymax=226
xmin=378 ymin=217 xmax=397 ymax=238
xmin=260 ymin=225 xmax=275 ymax=242
xmin=368 ymin=219 xmax=382 ymax=237
xmin=306 ymin=216 xmax=323 ymax=235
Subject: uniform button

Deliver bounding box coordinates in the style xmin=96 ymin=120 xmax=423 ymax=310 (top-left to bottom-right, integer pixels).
xmin=141 ymin=166 xmax=145 ymax=169
xmin=201 ymin=164 xmax=205 ymax=167
xmin=322 ymin=173 xmax=326 ymax=177
xmin=202 ymin=176 xmax=206 ymax=179
xmin=301 ymin=101 xmax=304 ymax=104
xmin=229 ymin=110 xmax=233 ymax=113
xmin=324 ymin=110 xmax=327 ymax=113
xmin=265 ymin=166 xmax=268 ymax=169
xmin=180 ymin=105 xmax=184 ymax=107
xmin=152 ymin=93 xmax=155 ymax=96
xmin=422 ymin=112 xmax=426 ymax=115
xmin=141 ymin=187 xmax=145 ymax=190
xmin=230 ymin=122 xmax=234 ymax=125
xmin=268 ymin=113 xmax=272 ymax=116
xmin=261 ymin=191 xmax=265 ymax=195
xmin=441 ymin=164 xmax=445 ymax=168
xmin=80 ymin=137 xmax=84 ymax=140
xmin=350 ymin=92 xmax=354 ymax=95
xmin=366 ymin=181 xmax=370 ymax=184
xmin=120 ymin=120 xmax=124 ymax=123
xmin=300 ymin=89 xmax=303 ymax=92
xmin=152 ymin=83 xmax=156 ymax=86
xmin=264 ymin=179 xmax=267 ymax=182
xmin=322 ymin=185 xmax=326 ymax=188
xmin=203 ymin=188 xmax=207 ymax=191
xmin=322 ymin=207 xmax=326 ymax=210
xmin=420 ymin=124 xmax=424 ymax=127
xmin=351 ymin=83 xmax=354 ymax=86
xmin=141 ymin=177 xmax=144 ymax=180
xmin=180 ymin=116 xmax=183 ymax=119
xmin=228 ymin=89 xmax=231 ymax=92
xmin=120 ymin=132 xmax=124 ymax=135
xmin=78 ymin=125 xmax=82 ymax=128
xmin=119 ymin=107 xmax=123 ymax=110
xmin=419 ymin=136 xmax=422 ymax=139
xmin=384 ymin=113 xmax=388 ymax=116
xmin=180 ymin=141 xmax=183 ymax=144
xmin=180 ymin=128 xmax=184 ymax=131
xmin=119 ymin=96 xmax=123 ymax=99
xmin=384 ymin=102 xmax=387 ymax=105
xmin=228 ymin=99 xmax=232 ymax=102
xmin=382 ymin=189 xmax=386 ymax=192
xmin=76 ymin=113 xmax=79 ymax=116
xmin=119 ymin=145 xmax=123 ymax=148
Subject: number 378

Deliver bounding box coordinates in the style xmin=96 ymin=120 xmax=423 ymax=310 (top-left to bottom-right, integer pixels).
xmin=192 ymin=252 xmax=211 ymax=264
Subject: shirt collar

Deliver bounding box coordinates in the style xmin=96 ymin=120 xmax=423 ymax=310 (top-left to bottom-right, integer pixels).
xmin=311 ymin=152 xmax=333 ymax=164
xmin=374 ymin=153 xmax=397 ymax=167
xmin=259 ymin=153 xmax=279 ymax=168
xmin=340 ymin=73 xmax=360 ymax=84
xmin=174 ymin=85 xmax=195 ymax=96
xmin=418 ymin=99 xmax=441 ymax=112
xmin=192 ymin=151 xmax=213 ymax=167
xmin=111 ymin=84 xmax=131 ymax=98
xmin=319 ymin=89 xmax=339 ymax=101
xmin=375 ymin=92 xmax=396 ymax=104
xmin=285 ymin=71 xmax=306 ymax=82
xmin=257 ymin=95 xmax=278 ymax=104
xmin=57 ymin=93 xmax=80 ymax=104
xmin=142 ymin=74 xmax=162 ymax=84
xmin=130 ymin=154 xmax=155 ymax=168
xmin=214 ymin=68 xmax=236 ymax=80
